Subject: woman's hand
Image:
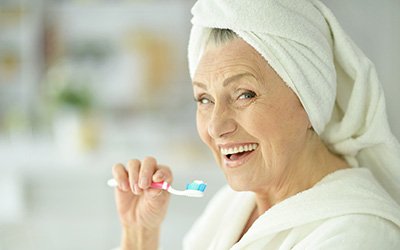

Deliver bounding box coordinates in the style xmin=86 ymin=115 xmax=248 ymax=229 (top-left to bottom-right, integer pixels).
xmin=112 ymin=156 xmax=172 ymax=250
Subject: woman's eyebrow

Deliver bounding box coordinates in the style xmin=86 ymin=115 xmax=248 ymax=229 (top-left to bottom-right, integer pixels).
xmin=192 ymin=73 xmax=256 ymax=89
xmin=192 ymin=81 xmax=207 ymax=89
xmin=223 ymin=73 xmax=255 ymax=87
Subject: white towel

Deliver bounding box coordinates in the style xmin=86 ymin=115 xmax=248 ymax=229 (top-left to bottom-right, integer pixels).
xmin=188 ymin=0 xmax=400 ymax=205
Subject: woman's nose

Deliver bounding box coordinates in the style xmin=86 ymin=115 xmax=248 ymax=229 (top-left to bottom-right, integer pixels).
xmin=207 ymin=105 xmax=237 ymax=139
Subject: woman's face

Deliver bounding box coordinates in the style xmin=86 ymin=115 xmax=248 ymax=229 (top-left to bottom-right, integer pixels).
xmin=193 ymin=38 xmax=311 ymax=192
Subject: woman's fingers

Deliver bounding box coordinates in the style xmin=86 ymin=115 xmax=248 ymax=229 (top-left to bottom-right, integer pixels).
xmin=127 ymin=159 xmax=141 ymax=195
xmin=112 ymin=157 xmax=174 ymax=196
xmin=152 ymin=165 xmax=173 ymax=183
xmin=139 ymin=157 xmax=157 ymax=189
xmin=112 ymin=163 xmax=129 ymax=192
xmin=112 ymin=157 xmax=172 ymax=232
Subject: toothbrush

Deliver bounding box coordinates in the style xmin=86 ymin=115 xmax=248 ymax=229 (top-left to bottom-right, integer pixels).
xmin=107 ymin=179 xmax=207 ymax=198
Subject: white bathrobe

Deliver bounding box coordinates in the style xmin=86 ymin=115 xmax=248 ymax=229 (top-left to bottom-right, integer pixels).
xmin=183 ymin=168 xmax=400 ymax=249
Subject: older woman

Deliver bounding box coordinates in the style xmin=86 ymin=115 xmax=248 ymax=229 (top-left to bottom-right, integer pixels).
xmin=111 ymin=0 xmax=400 ymax=249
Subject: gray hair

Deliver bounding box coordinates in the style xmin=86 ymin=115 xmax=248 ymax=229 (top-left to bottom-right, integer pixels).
xmin=206 ymin=28 xmax=239 ymax=48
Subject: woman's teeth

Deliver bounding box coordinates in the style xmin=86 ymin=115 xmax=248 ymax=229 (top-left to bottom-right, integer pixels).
xmin=220 ymin=144 xmax=258 ymax=155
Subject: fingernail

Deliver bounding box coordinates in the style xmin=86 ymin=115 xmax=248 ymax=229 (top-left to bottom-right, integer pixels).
xmin=140 ymin=177 xmax=148 ymax=188
xmin=154 ymin=172 xmax=164 ymax=181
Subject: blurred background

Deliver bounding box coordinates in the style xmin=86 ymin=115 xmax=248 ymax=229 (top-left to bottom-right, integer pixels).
xmin=0 ymin=0 xmax=399 ymax=249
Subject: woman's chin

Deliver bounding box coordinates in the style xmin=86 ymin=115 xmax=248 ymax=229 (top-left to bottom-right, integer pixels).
xmin=225 ymin=177 xmax=252 ymax=192
xmin=228 ymin=185 xmax=248 ymax=192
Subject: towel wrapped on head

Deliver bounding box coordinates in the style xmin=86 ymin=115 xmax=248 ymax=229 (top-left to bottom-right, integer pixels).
xmin=188 ymin=0 xmax=400 ymax=204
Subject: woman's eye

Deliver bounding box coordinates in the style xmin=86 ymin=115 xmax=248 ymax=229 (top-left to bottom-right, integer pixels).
xmin=199 ymin=98 xmax=210 ymax=104
xmin=195 ymin=96 xmax=212 ymax=105
xmin=238 ymin=91 xmax=256 ymax=100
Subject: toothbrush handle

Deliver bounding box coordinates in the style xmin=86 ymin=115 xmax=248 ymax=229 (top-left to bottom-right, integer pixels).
xmin=150 ymin=181 xmax=170 ymax=191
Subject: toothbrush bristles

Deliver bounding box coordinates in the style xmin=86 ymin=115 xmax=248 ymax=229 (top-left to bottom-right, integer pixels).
xmin=186 ymin=181 xmax=207 ymax=192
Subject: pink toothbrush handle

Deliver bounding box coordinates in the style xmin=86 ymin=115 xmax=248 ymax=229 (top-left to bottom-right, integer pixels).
xmin=150 ymin=181 xmax=170 ymax=190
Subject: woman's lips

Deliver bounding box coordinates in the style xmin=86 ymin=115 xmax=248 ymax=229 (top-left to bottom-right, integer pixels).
xmin=220 ymin=143 xmax=258 ymax=168
xmin=227 ymin=150 xmax=253 ymax=161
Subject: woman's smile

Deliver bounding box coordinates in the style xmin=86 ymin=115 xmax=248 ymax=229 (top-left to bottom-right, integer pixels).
xmin=219 ymin=143 xmax=259 ymax=168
